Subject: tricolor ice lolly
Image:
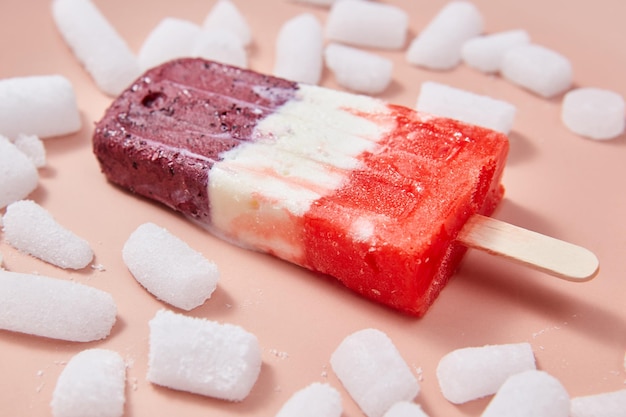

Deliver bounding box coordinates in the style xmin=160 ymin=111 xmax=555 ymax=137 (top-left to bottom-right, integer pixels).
xmin=93 ymin=58 xmax=597 ymax=316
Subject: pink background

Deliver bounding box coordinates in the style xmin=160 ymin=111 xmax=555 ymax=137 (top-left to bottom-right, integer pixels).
xmin=1 ymin=0 xmax=625 ymax=415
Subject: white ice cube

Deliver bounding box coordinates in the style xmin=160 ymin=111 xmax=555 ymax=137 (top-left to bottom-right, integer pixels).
xmin=122 ymin=222 xmax=219 ymax=311
xmin=436 ymin=342 xmax=536 ymax=404
xmin=13 ymin=134 xmax=46 ymax=168
xmin=570 ymin=389 xmax=626 ymax=417
xmin=561 ymin=87 xmax=625 ymax=140
xmin=0 ymin=75 xmax=81 ymax=139
xmin=383 ymin=402 xmax=429 ymax=417
xmin=138 ymin=17 xmax=203 ymax=71
xmin=406 ymin=1 xmax=484 ymax=70
xmin=501 ymin=44 xmax=573 ymax=98
xmin=0 ymin=270 xmax=117 ymax=342
xmin=416 ymin=81 xmax=517 ymax=134
xmin=274 ymin=13 xmax=324 ymax=85
xmin=326 ymin=0 xmax=409 ymax=50
xmin=148 ymin=309 xmax=262 ymax=401
xmin=330 ymin=328 xmax=419 ymax=417
xmin=325 ymin=43 xmax=393 ymax=94
xmin=50 ymin=349 xmax=126 ymax=417
xmin=202 ymin=0 xmax=252 ymax=47
xmin=0 ymin=136 xmax=38 ymax=209
xmin=275 ymin=382 xmax=342 ymax=417
xmin=3 ymin=200 xmax=94 ymax=269
xmin=481 ymin=370 xmax=570 ymax=417
xmin=461 ymin=29 xmax=530 ymax=73
xmin=52 ymin=0 xmax=141 ymax=96
xmin=194 ymin=28 xmax=248 ymax=68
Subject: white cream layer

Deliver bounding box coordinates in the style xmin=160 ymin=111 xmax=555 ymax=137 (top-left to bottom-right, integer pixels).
xmin=207 ymin=85 xmax=392 ymax=262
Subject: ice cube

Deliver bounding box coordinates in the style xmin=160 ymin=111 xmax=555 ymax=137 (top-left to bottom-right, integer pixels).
xmin=50 ymin=349 xmax=126 ymax=417
xmin=561 ymin=87 xmax=625 ymax=140
xmin=0 ymin=75 xmax=81 ymax=139
xmin=570 ymin=389 xmax=626 ymax=417
xmin=501 ymin=44 xmax=573 ymax=98
xmin=406 ymin=1 xmax=484 ymax=70
xmin=436 ymin=342 xmax=535 ymax=404
xmin=202 ymin=0 xmax=252 ymax=47
xmin=326 ymin=0 xmax=409 ymax=50
xmin=13 ymin=134 xmax=46 ymax=168
xmin=383 ymin=402 xmax=429 ymax=417
xmin=138 ymin=17 xmax=203 ymax=71
xmin=461 ymin=29 xmax=530 ymax=73
xmin=147 ymin=309 xmax=262 ymax=401
xmin=194 ymin=28 xmax=248 ymax=68
xmin=325 ymin=43 xmax=393 ymax=94
xmin=274 ymin=14 xmax=324 ymax=85
xmin=275 ymin=382 xmax=342 ymax=417
xmin=481 ymin=370 xmax=569 ymax=417
xmin=122 ymin=222 xmax=219 ymax=311
xmin=0 ymin=270 xmax=117 ymax=342
xmin=330 ymin=328 xmax=419 ymax=417
xmin=3 ymin=200 xmax=94 ymax=269
xmin=0 ymin=136 xmax=38 ymax=209
xmin=51 ymin=0 xmax=140 ymax=96
xmin=416 ymin=81 xmax=517 ymax=134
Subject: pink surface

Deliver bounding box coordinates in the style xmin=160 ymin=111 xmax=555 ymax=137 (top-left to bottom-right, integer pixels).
xmin=1 ymin=0 xmax=625 ymax=416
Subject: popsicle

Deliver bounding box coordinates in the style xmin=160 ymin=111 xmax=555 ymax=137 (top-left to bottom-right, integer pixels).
xmin=93 ymin=58 xmax=598 ymax=316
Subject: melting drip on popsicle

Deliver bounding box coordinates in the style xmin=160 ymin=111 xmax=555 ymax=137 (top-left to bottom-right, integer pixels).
xmin=93 ymin=58 xmax=598 ymax=317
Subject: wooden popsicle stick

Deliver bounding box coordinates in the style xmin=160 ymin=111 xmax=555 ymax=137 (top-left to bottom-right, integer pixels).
xmin=457 ymin=214 xmax=599 ymax=281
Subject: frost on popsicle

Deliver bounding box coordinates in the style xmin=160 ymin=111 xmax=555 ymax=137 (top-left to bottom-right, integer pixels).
xmin=122 ymin=222 xmax=219 ymax=310
xmin=0 ymin=136 xmax=38 ymax=209
xmin=274 ymin=383 xmax=342 ymax=417
xmin=481 ymin=370 xmax=570 ymax=417
xmin=0 ymin=270 xmax=117 ymax=342
xmin=436 ymin=342 xmax=536 ymax=404
xmin=50 ymin=349 xmax=126 ymax=417
xmin=3 ymin=200 xmax=94 ymax=269
xmin=147 ymin=309 xmax=262 ymax=401
xmin=330 ymin=328 xmax=420 ymax=417
xmin=0 ymin=75 xmax=81 ymax=139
